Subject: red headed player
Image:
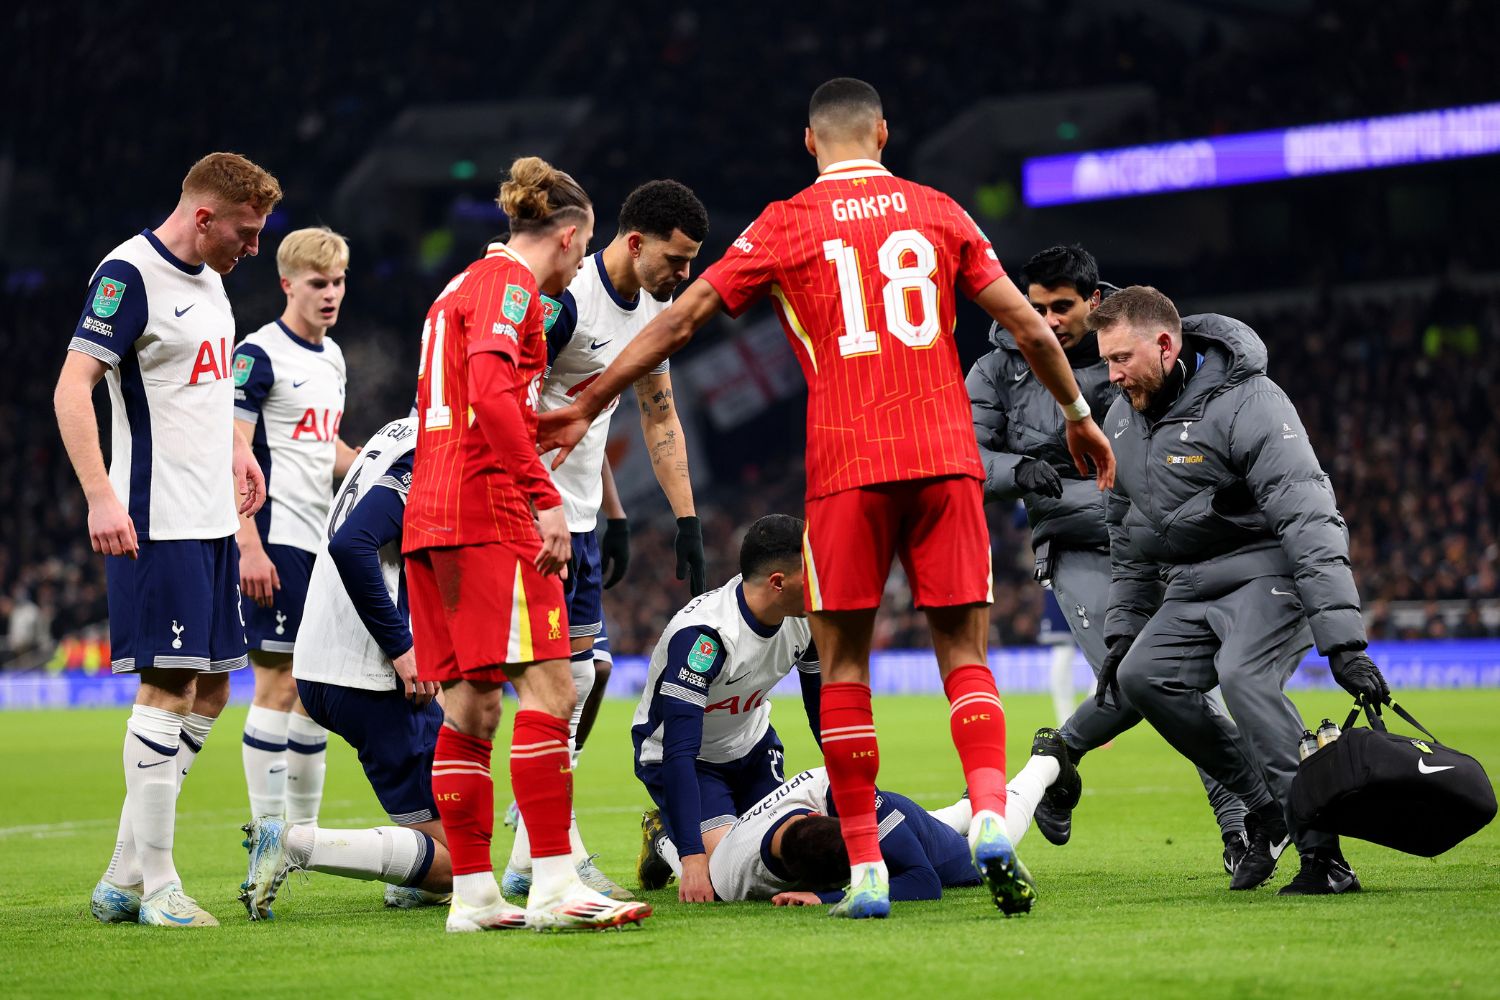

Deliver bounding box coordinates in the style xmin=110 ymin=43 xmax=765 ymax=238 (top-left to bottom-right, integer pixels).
xmin=540 ymin=79 xmax=1115 ymax=920
xmin=404 ymin=157 xmax=650 ymax=933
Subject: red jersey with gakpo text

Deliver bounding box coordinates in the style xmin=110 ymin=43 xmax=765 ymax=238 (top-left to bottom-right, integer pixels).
xmin=404 ymin=243 xmax=560 ymax=552
xmin=700 ymin=159 xmax=1006 ymax=499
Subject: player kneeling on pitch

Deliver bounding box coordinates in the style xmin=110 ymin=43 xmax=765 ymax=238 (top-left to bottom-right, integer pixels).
xmin=240 ymin=416 xmax=454 ymax=919
xmin=632 ymin=515 xmax=821 ymax=902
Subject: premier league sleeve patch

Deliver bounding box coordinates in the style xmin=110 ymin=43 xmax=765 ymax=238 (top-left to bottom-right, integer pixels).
xmin=93 ymin=278 xmax=127 ymax=318
xmin=502 ymin=284 xmax=532 ymax=324
xmin=687 ymin=633 xmax=720 ymax=673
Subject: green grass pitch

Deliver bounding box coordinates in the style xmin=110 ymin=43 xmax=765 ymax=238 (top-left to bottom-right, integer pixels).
xmin=3 ymin=690 xmax=1498 ymax=998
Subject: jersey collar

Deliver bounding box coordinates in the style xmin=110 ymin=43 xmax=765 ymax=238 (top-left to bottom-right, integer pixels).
xmin=815 ymin=159 xmax=892 ymax=183
xmin=485 ymin=241 xmax=534 ymax=274
xmin=737 ymin=583 xmax=781 ymax=638
xmin=595 ymin=251 xmax=638 ymax=312
xmin=140 ymin=228 xmax=205 ymax=275
xmin=275 ymin=318 xmax=325 ymax=352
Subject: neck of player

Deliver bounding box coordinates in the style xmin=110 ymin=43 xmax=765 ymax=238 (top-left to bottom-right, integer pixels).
xmin=279 ymin=309 xmax=328 ymax=345
xmin=601 ymin=236 xmax=643 ymax=302
xmin=152 ymin=209 xmax=206 ymax=267
xmin=814 ymin=140 xmax=883 ymax=173
xmin=743 ymin=578 xmax=789 ymax=629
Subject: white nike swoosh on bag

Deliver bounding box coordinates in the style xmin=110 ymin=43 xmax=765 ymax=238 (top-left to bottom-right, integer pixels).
xmin=1417 ymin=759 xmax=1455 ymax=775
xmin=1113 ymin=427 xmax=1127 ymax=439
xmin=1271 ymin=587 xmax=1295 ymax=597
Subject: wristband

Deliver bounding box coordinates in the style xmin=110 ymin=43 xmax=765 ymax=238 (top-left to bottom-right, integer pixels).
xmin=1062 ymin=395 xmax=1090 ymax=422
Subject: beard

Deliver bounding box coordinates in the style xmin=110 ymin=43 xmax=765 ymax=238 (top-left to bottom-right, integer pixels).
xmin=1123 ymin=364 xmax=1166 ymax=411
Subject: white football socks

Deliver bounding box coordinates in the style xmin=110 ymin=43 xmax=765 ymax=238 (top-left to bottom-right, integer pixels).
xmin=530 ymin=853 xmax=582 ymax=903
xmin=104 ymin=711 xmax=215 ymax=888
xmin=510 ymin=811 xmax=592 ymax=872
xmin=453 ymin=872 xmax=501 ymax=907
xmin=928 ymin=797 xmax=974 ymax=835
xmin=849 ymin=860 xmax=889 ymax=889
xmin=285 ymin=712 xmax=327 ymax=826
xmin=567 ymin=651 xmax=595 ymax=767
xmin=657 ymin=834 xmax=683 ymax=877
xmin=1050 ymin=644 xmax=1078 ymax=728
xmin=123 ymin=705 xmax=185 ymax=895
xmin=243 ymin=705 xmax=289 ymax=819
xmin=1002 ymin=753 xmax=1062 ymax=847
xmin=285 ymin=824 xmax=430 ymax=886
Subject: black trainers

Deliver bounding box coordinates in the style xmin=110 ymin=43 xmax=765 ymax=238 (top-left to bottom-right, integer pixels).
xmin=637 ymin=809 xmax=674 ymax=891
xmin=1278 ymin=849 xmax=1361 ymax=896
xmin=1230 ymin=807 xmax=1291 ymax=890
xmin=1030 ymin=728 xmax=1081 ymax=847
xmin=1222 ymin=830 xmax=1249 ymax=875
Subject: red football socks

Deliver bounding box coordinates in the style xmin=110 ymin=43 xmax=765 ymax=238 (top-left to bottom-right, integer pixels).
xmin=820 ymin=681 xmax=882 ymax=866
xmin=510 ymin=710 xmax=573 ymax=859
xmin=944 ymin=664 xmax=1008 ymax=817
xmin=431 ymin=727 xmax=495 ymax=877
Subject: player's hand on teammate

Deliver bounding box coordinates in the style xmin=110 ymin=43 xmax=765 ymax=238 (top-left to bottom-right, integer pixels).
xmin=675 ymin=516 xmax=707 ymax=595
xmin=1065 ymin=417 xmax=1116 ymax=490
xmin=678 ymin=853 xmax=716 ymax=903
xmin=87 ymin=493 xmax=139 ymax=559
xmin=771 ymin=891 xmax=824 ymax=907
xmin=240 ymin=546 xmax=281 ymax=607
xmin=537 ymin=405 xmax=592 ymax=469
xmin=535 ymin=504 xmax=572 ymax=578
xmin=391 ymin=647 xmax=439 ymax=707
xmin=233 ymin=435 xmax=267 ymax=516
xmin=1096 ymin=633 xmax=1136 ymax=708
xmin=1330 ymin=649 xmax=1391 ymax=707
xmin=601 ymin=518 xmax=631 ymax=588
xmin=1014 ymin=458 xmax=1064 ymax=499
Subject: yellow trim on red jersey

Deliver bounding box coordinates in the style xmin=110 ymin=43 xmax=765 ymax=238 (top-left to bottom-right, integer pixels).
xmin=815 ymin=158 xmax=893 ymax=183
xmin=771 ymin=283 xmax=818 ymax=374
xmin=484 ymin=241 xmax=535 ymax=274
xmin=802 ymin=529 xmax=823 ymax=612
xmin=508 ymin=562 xmax=534 ymax=663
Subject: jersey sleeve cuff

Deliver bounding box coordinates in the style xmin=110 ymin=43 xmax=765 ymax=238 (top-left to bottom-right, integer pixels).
xmin=376 ymin=474 xmax=411 ymax=497
xmin=67 ymin=337 xmax=120 ymax=367
xmin=699 ymin=270 xmax=753 ymax=319
xmin=233 ymin=407 xmax=261 ymax=424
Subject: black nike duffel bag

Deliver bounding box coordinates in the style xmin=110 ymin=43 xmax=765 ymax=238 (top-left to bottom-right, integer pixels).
xmin=1291 ymin=701 xmax=1496 ymax=856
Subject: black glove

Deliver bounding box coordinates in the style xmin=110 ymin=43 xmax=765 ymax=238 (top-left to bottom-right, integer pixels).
xmin=1095 ymin=634 xmax=1136 ymax=708
xmin=1014 ymin=458 xmax=1064 ymax=499
xmin=600 ymin=518 xmax=630 ymax=589
xmin=1329 ymin=650 xmax=1391 ymax=706
xmin=675 ymin=516 xmax=707 ymax=596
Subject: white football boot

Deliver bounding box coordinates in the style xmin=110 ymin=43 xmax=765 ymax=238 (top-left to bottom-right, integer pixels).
xmin=137 ymin=882 xmax=219 ymax=927
xmin=526 ymin=882 xmax=652 ymax=932
xmin=90 ymin=879 xmax=142 ymax=924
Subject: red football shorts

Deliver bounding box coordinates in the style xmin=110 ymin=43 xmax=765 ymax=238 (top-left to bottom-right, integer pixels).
xmin=802 ymin=475 xmax=993 ymax=612
xmin=406 ymin=541 xmax=571 ymax=683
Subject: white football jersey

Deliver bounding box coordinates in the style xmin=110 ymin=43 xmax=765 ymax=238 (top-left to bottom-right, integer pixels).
xmin=233 ymin=321 xmax=347 ymax=552
xmin=293 ymin=417 xmax=416 ymax=691
xmin=708 ymin=767 xmax=832 ymax=901
xmin=539 ymin=251 xmax=670 ymax=532
xmin=68 ymin=231 xmax=239 ymax=540
xmin=632 ymin=576 xmax=817 ymax=766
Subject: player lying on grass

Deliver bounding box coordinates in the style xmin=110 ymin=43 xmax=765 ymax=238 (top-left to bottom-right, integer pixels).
xmin=692 ymin=730 xmax=1074 ymax=907
xmin=631 ymin=514 xmax=821 ymax=902
xmin=241 ymin=416 xmax=453 ymax=919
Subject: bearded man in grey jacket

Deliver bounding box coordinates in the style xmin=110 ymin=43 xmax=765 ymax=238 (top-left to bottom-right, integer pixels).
xmin=1092 ymin=285 xmax=1391 ymax=896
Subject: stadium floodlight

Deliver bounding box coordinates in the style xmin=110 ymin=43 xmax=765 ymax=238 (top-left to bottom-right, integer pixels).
xmin=1023 ymin=101 xmax=1500 ymax=207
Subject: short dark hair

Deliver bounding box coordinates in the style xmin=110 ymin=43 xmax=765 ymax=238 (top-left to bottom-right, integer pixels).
xmin=738 ymin=514 xmax=804 ymax=580
xmin=808 ymin=78 xmax=882 ymax=135
xmin=1087 ymin=285 xmax=1181 ymax=336
xmin=779 ymin=816 xmax=848 ymax=889
xmin=618 ymin=179 xmax=709 ymax=243
xmin=1023 ymin=245 xmax=1099 ymax=297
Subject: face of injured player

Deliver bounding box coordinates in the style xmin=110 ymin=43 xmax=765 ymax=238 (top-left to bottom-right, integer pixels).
xmin=1027 ymin=282 xmax=1100 ymax=351
xmin=196 ymin=199 xmax=270 ymax=275
xmin=283 ymin=268 xmax=347 ymax=332
xmin=1098 ymin=322 xmax=1178 ymax=412
xmin=632 ymin=229 xmax=703 ymax=302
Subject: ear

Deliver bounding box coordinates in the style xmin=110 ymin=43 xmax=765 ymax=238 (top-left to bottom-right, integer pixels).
xmin=1088 ymin=289 xmax=1102 ymax=308
xmin=804 ymin=127 xmax=817 ymax=159
xmin=193 ymin=205 xmax=215 ymax=232
xmin=627 ymin=232 xmax=645 ymax=258
xmin=559 ymin=224 xmax=578 ymax=252
xmin=875 ymin=119 xmax=889 ymax=151
xmin=279 ymin=275 xmax=292 ymax=296
xmin=767 ymin=570 xmax=786 ymax=592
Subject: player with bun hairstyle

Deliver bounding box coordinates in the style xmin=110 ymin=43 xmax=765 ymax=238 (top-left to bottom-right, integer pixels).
xmin=399 ymin=157 xmax=650 ymax=932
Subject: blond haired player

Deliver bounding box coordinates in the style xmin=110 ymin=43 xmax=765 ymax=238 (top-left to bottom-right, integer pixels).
xmin=234 ymin=228 xmax=360 ymax=828
xmin=58 ymin=152 xmax=280 ymax=927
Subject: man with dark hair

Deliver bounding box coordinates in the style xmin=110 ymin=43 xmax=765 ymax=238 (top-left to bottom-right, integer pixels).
xmin=543 ymin=74 xmax=1117 ymax=922
xmin=504 ymin=179 xmax=711 ymax=900
xmin=630 ymin=514 xmax=821 ymax=904
xmin=968 ymin=248 xmax=1250 ymax=874
xmin=1093 ymin=286 xmax=1391 ymax=895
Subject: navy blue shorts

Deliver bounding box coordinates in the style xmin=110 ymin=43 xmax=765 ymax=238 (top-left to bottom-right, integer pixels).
xmin=297 ymin=678 xmax=443 ymax=825
xmin=636 ymin=726 xmax=786 ymax=839
xmin=1039 ymin=589 xmax=1073 ymax=646
xmin=244 ymin=543 xmax=315 ymax=654
xmin=563 ymin=529 xmax=604 ymax=638
xmin=593 ymin=630 xmax=612 ymax=666
xmin=107 ymin=537 xmax=246 ymax=674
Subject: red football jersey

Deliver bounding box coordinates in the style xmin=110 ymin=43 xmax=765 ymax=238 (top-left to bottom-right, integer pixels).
xmin=404 ymin=243 xmax=559 ymax=552
xmin=700 ymin=158 xmax=1006 ymax=499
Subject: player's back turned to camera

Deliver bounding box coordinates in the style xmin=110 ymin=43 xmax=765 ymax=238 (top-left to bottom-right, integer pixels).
xmin=632 ymin=514 xmax=821 ymax=903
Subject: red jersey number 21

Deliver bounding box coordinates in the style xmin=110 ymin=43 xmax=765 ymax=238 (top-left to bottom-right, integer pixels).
xmin=822 ymin=229 xmax=940 ymax=358
xmin=416 ymin=311 xmax=452 ymax=430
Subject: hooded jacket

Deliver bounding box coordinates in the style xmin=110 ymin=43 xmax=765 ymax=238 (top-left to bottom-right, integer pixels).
xmin=1103 ymin=313 xmax=1367 ymax=657
xmin=966 ymin=285 xmax=1120 ymax=550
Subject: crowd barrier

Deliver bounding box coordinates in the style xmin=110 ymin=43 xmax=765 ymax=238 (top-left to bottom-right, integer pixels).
xmin=2 ymin=640 xmax=1497 ymax=711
